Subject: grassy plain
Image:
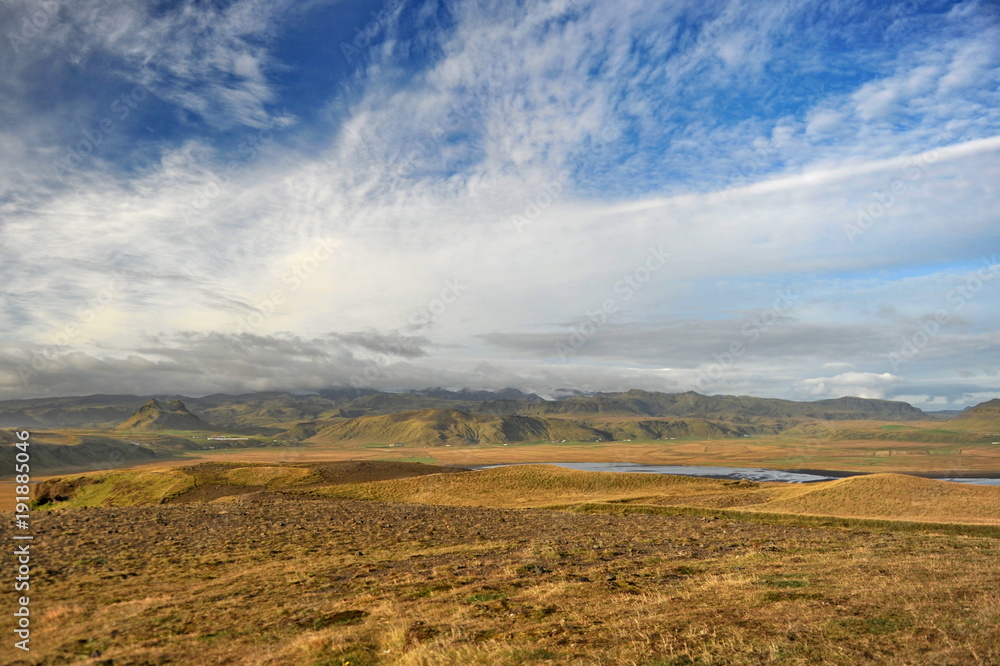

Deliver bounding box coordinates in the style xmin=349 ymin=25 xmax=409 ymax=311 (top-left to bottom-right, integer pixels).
xmin=6 ymin=426 xmax=1000 ymax=508
xmin=169 ymin=433 xmax=1000 ymax=475
xmin=4 ymin=461 xmax=1000 ymax=665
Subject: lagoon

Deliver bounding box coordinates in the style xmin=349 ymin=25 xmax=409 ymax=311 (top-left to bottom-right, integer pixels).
xmin=471 ymin=462 xmax=1000 ymax=486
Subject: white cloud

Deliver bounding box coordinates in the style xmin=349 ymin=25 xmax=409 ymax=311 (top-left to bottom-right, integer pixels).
xmin=0 ymin=0 xmax=998 ymax=406
xmin=798 ymin=372 xmax=901 ymax=400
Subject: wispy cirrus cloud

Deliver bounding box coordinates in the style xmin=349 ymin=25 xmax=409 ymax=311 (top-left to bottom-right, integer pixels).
xmin=0 ymin=0 xmax=997 ymax=410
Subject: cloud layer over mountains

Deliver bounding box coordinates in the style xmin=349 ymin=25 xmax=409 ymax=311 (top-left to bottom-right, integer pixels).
xmin=1 ymin=0 xmax=998 ymax=409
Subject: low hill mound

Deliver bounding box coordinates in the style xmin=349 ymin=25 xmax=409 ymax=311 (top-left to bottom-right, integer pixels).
xmin=744 ymin=473 xmax=1000 ymax=524
xmin=33 ymin=460 xmax=466 ymax=508
xmin=316 ymin=466 xmax=1000 ymax=524
xmin=114 ymin=399 xmax=214 ymax=432
xmin=315 ymin=464 xmax=738 ymax=507
xmin=34 ymin=469 xmax=195 ymax=508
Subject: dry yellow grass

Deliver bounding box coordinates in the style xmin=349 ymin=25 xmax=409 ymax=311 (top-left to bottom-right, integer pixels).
xmin=9 ymin=461 xmax=1000 ymax=664
xmin=313 ymin=464 xmax=733 ymax=507
xmin=221 ymin=465 xmax=319 ymax=487
xmin=317 ymin=465 xmax=1000 ymax=526
xmin=744 ymin=473 xmax=1000 ymax=525
xmin=12 ymin=495 xmax=996 ymax=664
xmin=33 ymin=469 xmax=195 ymax=509
xmin=27 ymin=462 xmax=1000 ymax=528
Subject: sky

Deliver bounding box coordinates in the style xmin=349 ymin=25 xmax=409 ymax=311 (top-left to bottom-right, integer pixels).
xmin=0 ymin=0 xmax=998 ymax=409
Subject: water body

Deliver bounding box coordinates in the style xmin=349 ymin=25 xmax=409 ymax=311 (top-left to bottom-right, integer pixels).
xmin=470 ymin=462 xmax=1000 ymax=486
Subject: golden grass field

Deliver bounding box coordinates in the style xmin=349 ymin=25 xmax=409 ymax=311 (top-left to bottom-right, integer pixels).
xmin=5 ymin=426 xmax=1000 ymax=508
xmin=4 ymin=461 xmax=1000 ymax=664
xmin=312 ymin=465 xmax=1000 ymax=526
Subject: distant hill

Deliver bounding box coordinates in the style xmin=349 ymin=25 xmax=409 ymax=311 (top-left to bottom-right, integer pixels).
xmin=307 ymin=408 xmax=767 ymax=446
xmin=0 ymin=394 xmax=154 ymax=429
xmin=188 ymin=391 xmax=342 ymax=428
xmin=927 ymin=409 xmax=965 ymax=420
xmin=0 ymin=388 xmax=929 ymax=430
xmin=0 ymin=392 xmax=345 ymax=429
xmin=513 ymin=390 xmax=928 ymax=420
xmin=947 ymin=399 xmax=1000 ymax=432
xmin=308 ymin=409 xmax=604 ymax=446
xmin=115 ymin=400 xmax=214 ymax=432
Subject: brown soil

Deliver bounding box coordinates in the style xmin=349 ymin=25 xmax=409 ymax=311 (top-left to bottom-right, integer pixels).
xmin=4 ymin=488 xmax=999 ymax=664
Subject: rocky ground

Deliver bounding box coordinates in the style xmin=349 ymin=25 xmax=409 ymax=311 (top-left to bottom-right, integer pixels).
xmin=3 ymin=486 xmax=999 ymax=665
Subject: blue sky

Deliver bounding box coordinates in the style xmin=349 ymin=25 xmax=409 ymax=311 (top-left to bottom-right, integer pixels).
xmin=0 ymin=0 xmax=998 ymax=408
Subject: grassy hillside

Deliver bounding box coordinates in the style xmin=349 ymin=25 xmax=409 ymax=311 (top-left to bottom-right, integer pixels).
xmin=32 ymin=460 xmax=465 ymax=508
xmin=307 ymin=409 xmax=779 ymax=446
xmin=780 ymin=420 xmax=992 ymax=444
xmin=314 ymin=464 xmax=728 ymax=507
xmin=189 ymin=391 xmax=346 ymax=427
xmin=946 ymin=398 xmax=1000 ymax=432
xmin=746 ymin=473 xmax=1000 ymax=524
xmin=586 ymin=417 xmax=752 ymax=439
xmin=510 ymin=390 xmax=928 ymax=420
xmin=307 ymin=409 xmax=603 ymax=446
xmin=38 ymin=461 xmax=1000 ymax=528
xmin=34 ymin=469 xmax=195 ymax=508
xmin=0 ymin=394 xmax=147 ymax=428
xmin=315 ymin=465 xmax=1000 ymax=526
xmin=0 ymin=389 xmax=933 ymax=429
xmin=115 ymin=399 xmax=215 ymax=432
xmin=0 ymin=431 xmax=164 ymax=472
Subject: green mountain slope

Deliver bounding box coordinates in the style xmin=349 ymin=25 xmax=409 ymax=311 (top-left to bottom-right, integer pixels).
xmin=308 ymin=409 xmax=604 ymax=446
xmin=114 ymin=400 xmax=214 ymax=432
xmin=947 ymin=399 xmax=1000 ymax=432
xmin=0 ymin=389 xmax=930 ymax=430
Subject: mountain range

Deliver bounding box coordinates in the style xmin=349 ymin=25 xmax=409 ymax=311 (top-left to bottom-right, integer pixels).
xmin=0 ymin=388 xmax=934 ymax=430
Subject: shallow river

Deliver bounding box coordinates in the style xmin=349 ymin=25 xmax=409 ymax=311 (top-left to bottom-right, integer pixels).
xmin=470 ymin=462 xmax=1000 ymax=486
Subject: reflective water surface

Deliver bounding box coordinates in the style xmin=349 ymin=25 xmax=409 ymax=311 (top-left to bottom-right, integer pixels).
xmin=470 ymin=462 xmax=1000 ymax=486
